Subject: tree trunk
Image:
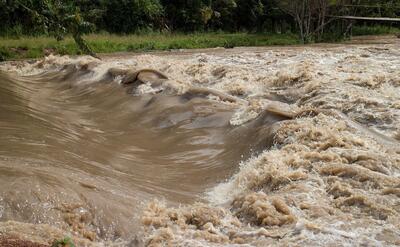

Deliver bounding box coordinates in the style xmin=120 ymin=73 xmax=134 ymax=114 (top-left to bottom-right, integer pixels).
xmin=72 ymin=32 xmax=100 ymax=60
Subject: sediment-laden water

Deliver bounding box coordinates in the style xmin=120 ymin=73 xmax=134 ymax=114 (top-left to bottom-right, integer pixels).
xmin=1 ymin=37 xmax=400 ymax=246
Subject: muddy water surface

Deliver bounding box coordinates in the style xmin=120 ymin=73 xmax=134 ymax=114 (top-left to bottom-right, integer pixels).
xmin=1 ymin=36 xmax=400 ymax=246
xmin=0 ymin=67 xmax=284 ymax=241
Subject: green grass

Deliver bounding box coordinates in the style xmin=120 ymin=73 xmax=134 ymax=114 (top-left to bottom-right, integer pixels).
xmin=51 ymin=236 xmax=75 ymax=247
xmin=0 ymin=32 xmax=300 ymax=60
xmin=352 ymin=25 xmax=400 ymax=36
xmin=1 ymin=27 xmax=398 ymax=61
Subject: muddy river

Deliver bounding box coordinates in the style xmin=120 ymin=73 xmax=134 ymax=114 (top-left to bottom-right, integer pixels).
xmin=0 ymin=36 xmax=399 ymax=246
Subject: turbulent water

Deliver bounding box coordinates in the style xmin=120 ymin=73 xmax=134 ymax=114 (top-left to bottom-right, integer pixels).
xmin=0 ymin=37 xmax=400 ymax=246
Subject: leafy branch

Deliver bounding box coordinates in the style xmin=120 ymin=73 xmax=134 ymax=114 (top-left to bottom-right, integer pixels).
xmin=17 ymin=0 xmax=99 ymax=59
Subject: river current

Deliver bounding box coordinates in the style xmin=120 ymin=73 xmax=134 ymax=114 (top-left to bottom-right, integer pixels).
xmin=1 ymin=38 xmax=400 ymax=246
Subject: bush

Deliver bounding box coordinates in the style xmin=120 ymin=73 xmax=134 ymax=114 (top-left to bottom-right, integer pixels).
xmin=0 ymin=47 xmax=11 ymax=61
xmin=51 ymin=237 xmax=75 ymax=247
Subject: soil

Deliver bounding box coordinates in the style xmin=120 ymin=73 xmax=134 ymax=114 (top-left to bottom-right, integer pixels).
xmin=0 ymin=236 xmax=49 ymax=247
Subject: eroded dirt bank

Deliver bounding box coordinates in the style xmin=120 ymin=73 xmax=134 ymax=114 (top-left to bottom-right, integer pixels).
xmin=0 ymin=36 xmax=399 ymax=246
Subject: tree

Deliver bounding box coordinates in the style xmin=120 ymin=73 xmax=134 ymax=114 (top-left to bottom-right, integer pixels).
xmin=278 ymin=0 xmax=343 ymax=43
xmin=104 ymin=0 xmax=164 ymax=33
xmin=161 ymin=0 xmax=211 ymax=31
xmin=234 ymin=0 xmax=264 ymax=31
xmin=0 ymin=0 xmax=398 ymax=45
xmin=16 ymin=0 xmax=98 ymax=58
xmin=209 ymin=0 xmax=237 ymax=30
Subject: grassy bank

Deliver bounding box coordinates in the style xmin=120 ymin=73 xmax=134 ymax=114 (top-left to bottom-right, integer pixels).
xmin=0 ymin=33 xmax=299 ymax=61
xmin=352 ymin=25 xmax=400 ymax=36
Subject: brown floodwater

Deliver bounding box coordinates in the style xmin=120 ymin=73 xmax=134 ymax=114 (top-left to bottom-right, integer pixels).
xmin=1 ymin=37 xmax=399 ymax=246
xmin=0 ymin=65 xmax=286 ymax=241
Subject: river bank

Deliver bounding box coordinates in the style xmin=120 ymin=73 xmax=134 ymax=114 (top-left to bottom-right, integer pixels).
xmin=1 ymin=29 xmax=399 ymax=61
xmin=0 ymin=33 xmax=300 ymax=61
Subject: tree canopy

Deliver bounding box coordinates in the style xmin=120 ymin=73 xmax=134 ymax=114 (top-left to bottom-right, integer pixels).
xmin=0 ymin=0 xmax=399 ymax=48
xmin=1 ymin=0 xmax=397 ymax=34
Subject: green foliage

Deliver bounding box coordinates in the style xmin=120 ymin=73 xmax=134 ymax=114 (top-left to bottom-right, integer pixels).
xmin=5 ymin=0 xmax=98 ymax=57
xmin=0 ymin=0 xmax=399 ymax=58
xmin=352 ymin=25 xmax=400 ymax=35
xmin=0 ymin=33 xmax=300 ymax=60
xmin=1 ymin=1 xmax=400 ymax=36
xmin=234 ymin=0 xmax=265 ymax=30
xmin=2 ymin=1 xmax=399 ymax=36
xmin=0 ymin=47 xmax=11 ymax=61
xmin=104 ymin=0 xmax=164 ymax=33
xmin=51 ymin=236 xmax=75 ymax=247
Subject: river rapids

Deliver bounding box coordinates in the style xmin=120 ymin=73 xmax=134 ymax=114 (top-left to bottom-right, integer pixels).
xmin=0 ymin=38 xmax=400 ymax=246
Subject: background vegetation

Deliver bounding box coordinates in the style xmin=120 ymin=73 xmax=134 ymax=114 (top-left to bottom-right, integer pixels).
xmin=0 ymin=0 xmax=399 ymax=60
xmin=0 ymin=32 xmax=300 ymax=60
